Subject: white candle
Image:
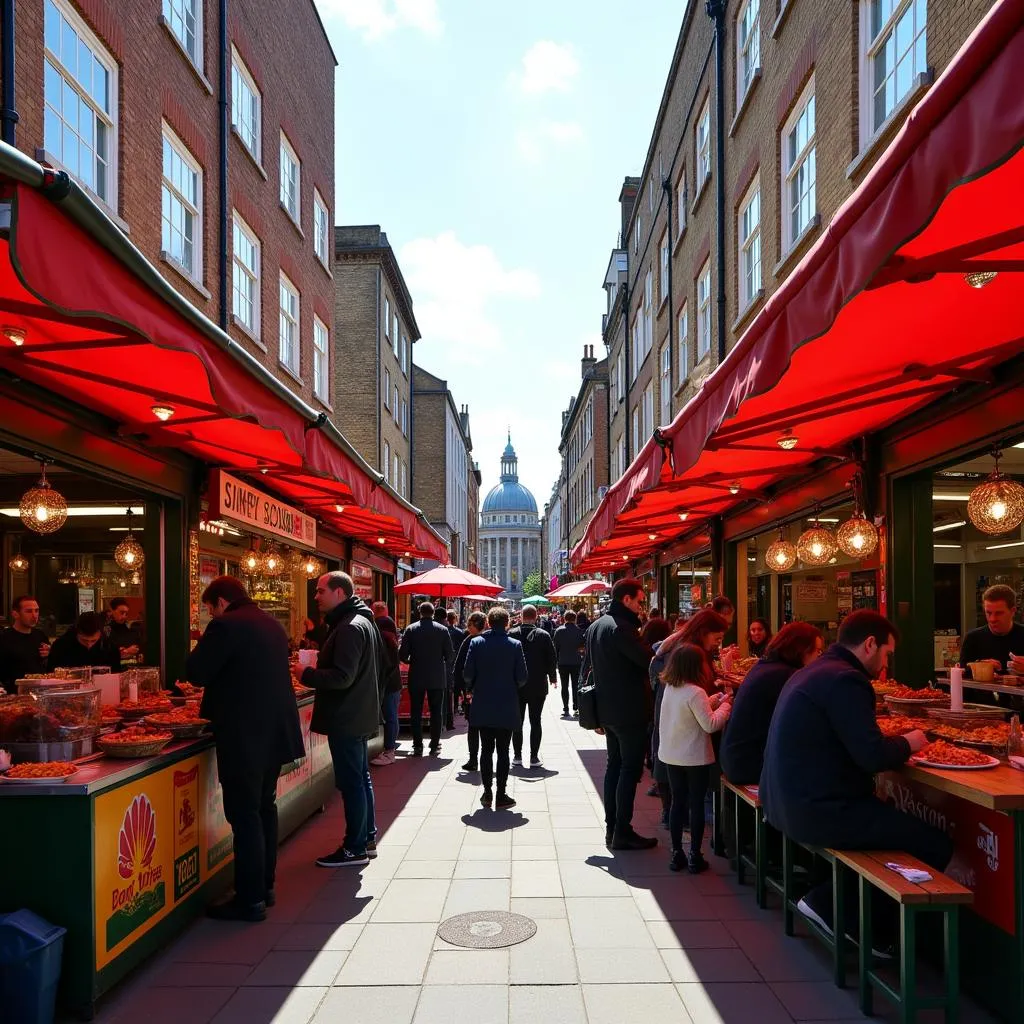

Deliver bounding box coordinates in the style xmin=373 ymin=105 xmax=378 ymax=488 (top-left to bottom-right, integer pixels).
xmin=950 ymin=666 xmax=964 ymax=712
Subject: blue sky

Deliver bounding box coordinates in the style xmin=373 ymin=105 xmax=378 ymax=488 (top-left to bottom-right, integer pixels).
xmin=318 ymin=1 xmax=684 ymax=508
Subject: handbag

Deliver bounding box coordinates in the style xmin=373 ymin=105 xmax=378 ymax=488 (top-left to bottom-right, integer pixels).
xmin=576 ymin=634 xmax=601 ymax=730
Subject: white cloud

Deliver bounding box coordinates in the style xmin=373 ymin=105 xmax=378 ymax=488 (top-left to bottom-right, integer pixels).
xmin=512 ymin=41 xmax=580 ymax=96
xmin=319 ymin=0 xmax=442 ymax=41
xmin=399 ymin=232 xmax=541 ymax=360
xmin=515 ymin=119 xmax=585 ymax=165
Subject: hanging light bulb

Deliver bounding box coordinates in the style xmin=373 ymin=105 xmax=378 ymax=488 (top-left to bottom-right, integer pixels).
xmin=765 ymin=528 xmax=797 ymax=573
xmin=20 ymin=462 xmax=69 ymax=534
xmin=729 ymin=483 xmax=741 ymax=495
xmin=114 ymin=508 xmax=145 ymax=570
xmin=964 ymin=271 xmax=997 ymax=289
xmin=836 ymin=474 xmax=879 ymax=558
xmin=8 ymin=549 xmax=29 ymax=573
xmin=261 ymin=544 xmax=283 ymax=575
xmin=968 ymin=449 xmax=1024 ymax=535
xmin=130 ymin=570 xmax=141 ymax=585
xmin=301 ymin=554 xmax=322 ymax=578
xmin=4 ymin=326 xmax=26 ymax=346
xmin=797 ymin=511 xmax=838 ymax=567
xmin=678 ymin=512 xmax=689 ymax=521
xmin=242 ymin=544 xmax=261 ymax=575
xmin=776 ymin=431 xmax=799 ymax=450
xmin=151 ymin=404 xmax=175 ymax=421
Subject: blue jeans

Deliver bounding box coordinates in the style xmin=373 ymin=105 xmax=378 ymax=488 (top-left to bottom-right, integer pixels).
xmin=383 ymin=691 xmax=401 ymax=751
xmin=327 ymin=732 xmax=376 ymax=854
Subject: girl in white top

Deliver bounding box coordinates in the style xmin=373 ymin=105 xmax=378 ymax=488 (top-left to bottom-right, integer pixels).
xmin=659 ymin=642 xmax=732 ymax=874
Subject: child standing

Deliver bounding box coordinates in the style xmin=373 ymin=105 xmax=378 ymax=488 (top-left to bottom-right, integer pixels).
xmin=659 ymin=642 xmax=732 ymax=873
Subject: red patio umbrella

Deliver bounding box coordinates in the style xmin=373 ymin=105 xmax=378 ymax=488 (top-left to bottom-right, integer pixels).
xmin=394 ymin=565 xmax=503 ymax=600
xmin=546 ymin=580 xmax=609 ymax=601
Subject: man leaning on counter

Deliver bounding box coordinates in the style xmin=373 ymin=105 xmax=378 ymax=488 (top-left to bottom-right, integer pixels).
xmin=960 ymin=583 xmax=1024 ymax=676
xmin=0 ymin=595 xmax=50 ymax=693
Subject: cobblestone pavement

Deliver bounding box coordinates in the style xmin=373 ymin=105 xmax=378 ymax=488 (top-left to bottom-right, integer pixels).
xmin=92 ymin=701 xmax=998 ymax=1024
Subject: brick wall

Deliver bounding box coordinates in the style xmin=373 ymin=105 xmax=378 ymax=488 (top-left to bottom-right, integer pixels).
xmin=14 ymin=0 xmax=335 ymax=411
xmin=411 ymin=371 xmax=446 ymax=524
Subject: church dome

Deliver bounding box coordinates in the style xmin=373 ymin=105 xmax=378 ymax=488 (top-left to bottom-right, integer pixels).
xmin=481 ymin=434 xmax=537 ymax=514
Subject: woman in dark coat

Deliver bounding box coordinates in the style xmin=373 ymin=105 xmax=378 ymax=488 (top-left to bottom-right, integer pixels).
xmin=464 ymin=606 xmax=527 ymax=808
xmin=371 ymin=616 xmax=403 ymax=766
xmin=719 ymin=622 xmax=823 ymax=785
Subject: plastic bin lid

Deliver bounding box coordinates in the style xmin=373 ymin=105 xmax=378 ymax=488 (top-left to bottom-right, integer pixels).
xmin=0 ymin=910 xmax=66 ymax=961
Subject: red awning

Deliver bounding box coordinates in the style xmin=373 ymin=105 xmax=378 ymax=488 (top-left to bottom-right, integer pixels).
xmin=0 ymin=179 xmax=447 ymax=561
xmin=574 ymin=0 xmax=1024 ymax=572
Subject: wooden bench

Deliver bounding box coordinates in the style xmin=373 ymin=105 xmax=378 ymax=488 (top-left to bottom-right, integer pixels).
xmin=830 ymin=849 xmax=972 ymax=1024
xmin=720 ymin=778 xmax=770 ymax=908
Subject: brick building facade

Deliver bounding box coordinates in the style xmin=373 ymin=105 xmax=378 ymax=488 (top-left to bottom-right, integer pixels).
xmin=609 ymin=0 xmax=994 ymax=488
xmin=559 ymin=346 xmax=610 ymax=553
xmin=332 ymin=226 xmax=418 ymax=496
xmin=14 ymin=0 xmax=336 ymax=410
xmin=411 ymin=364 xmax=474 ymax=568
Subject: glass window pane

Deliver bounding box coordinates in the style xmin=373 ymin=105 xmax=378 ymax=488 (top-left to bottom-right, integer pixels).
xmin=44 ymin=105 xmax=61 ymax=155
xmin=61 ymin=20 xmax=77 ymax=75
xmin=92 ymin=59 xmax=108 ymax=112
xmin=62 ymin=76 xmax=77 ymax=121
xmin=45 ymin=1 xmax=60 ymax=51
xmin=63 ymin=124 xmax=79 ymax=174
xmin=44 ymin=59 xmax=62 ymax=107
xmin=78 ymin=39 xmax=92 ymax=94
xmin=79 ymin=102 xmax=93 ymax=146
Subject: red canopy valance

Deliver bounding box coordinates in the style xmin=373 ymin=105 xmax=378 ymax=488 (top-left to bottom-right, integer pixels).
xmin=574 ymin=0 xmax=1024 ymax=573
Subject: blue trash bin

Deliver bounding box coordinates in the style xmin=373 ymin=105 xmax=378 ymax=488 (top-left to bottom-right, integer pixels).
xmin=0 ymin=909 xmax=67 ymax=1024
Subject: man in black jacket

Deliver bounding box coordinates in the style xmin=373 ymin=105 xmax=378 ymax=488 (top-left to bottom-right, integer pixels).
xmin=510 ymin=605 xmax=557 ymax=766
xmin=446 ymin=610 xmax=466 ymax=728
xmin=47 ymin=611 xmax=121 ymax=672
xmin=552 ymin=610 xmax=584 ymax=718
xmin=187 ymin=576 xmax=305 ymax=921
xmin=581 ymin=578 xmax=657 ymax=850
xmin=299 ymin=571 xmax=383 ymax=868
xmin=761 ymin=610 xmax=942 ymax=936
xmin=399 ymin=602 xmax=454 ymax=756
xmin=457 ymin=611 xmax=488 ymax=771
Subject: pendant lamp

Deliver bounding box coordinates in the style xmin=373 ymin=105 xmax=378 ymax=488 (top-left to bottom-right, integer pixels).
xmin=20 ymin=462 xmax=68 ymax=534
xmin=765 ymin=528 xmax=797 ymax=573
xmin=261 ymin=544 xmax=284 ymax=575
xmin=241 ymin=543 xmax=261 ymax=576
xmin=8 ymin=546 xmax=28 ymax=573
xmin=967 ymin=449 xmax=1024 ymax=536
xmin=836 ymin=475 xmax=879 ymax=558
xmin=797 ymin=511 xmax=838 ymax=567
xmin=114 ymin=509 xmax=145 ymax=571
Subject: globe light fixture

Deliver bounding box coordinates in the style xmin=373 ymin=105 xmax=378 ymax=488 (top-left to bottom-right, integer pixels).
xmin=114 ymin=509 xmax=145 ymax=571
xmin=261 ymin=545 xmax=284 ymax=575
xmin=242 ymin=544 xmax=261 ymax=575
xmin=765 ymin=529 xmax=797 ymax=573
xmin=729 ymin=482 xmax=741 ymax=495
xmin=964 ymin=271 xmax=997 ymax=289
xmin=797 ymin=513 xmax=839 ymax=567
xmin=8 ymin=548 xmax=29 ymax=573
xmin=20 ymin=462 xmax=68 ymax=534
xmin=777 ymin=432 xmax=799 ymax=450
xmin=836 ymin=514 xmax=879 ymax=558
xmin=967 ymin=449 xmax=1024 ymax=536
xmin=678 ymin=512 xmax=689 ymax=521
xmin=151 ymin=404 xmax=175 ymax=421
xmin=4 ymin=326 xmax=26 ymax=346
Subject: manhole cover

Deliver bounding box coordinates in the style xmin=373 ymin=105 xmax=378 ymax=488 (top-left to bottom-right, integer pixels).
xmin=437 ymin=911 xmax=537 ymax=948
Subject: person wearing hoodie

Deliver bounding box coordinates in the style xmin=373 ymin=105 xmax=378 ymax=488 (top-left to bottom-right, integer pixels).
xmin=552 ymin=610 xmax=585 ymax=718
xmin=509 ymin=605 xmax=557 ymax=767
xmin=456 ymin=611 xmax=488 ymax=772
xmin=371 ymin=615 xmax=403 ymax=766
xmin=298 ymin=571 xmax=383 ymax=869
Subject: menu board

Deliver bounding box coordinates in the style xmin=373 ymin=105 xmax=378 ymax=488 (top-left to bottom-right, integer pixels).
xmin=351 ymin=562 xmax=374 ymax=601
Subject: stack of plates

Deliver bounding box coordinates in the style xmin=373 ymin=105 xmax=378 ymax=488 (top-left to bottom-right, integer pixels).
xmin=926 ymin=704 xmax=1010 ymax=727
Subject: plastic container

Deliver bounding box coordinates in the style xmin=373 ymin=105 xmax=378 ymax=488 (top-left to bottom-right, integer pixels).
xmin=0 ymin=909 xmax=67 ymax=1024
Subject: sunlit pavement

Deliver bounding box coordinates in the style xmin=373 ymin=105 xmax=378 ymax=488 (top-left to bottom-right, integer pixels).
xmin=91 ymin=701 xmax=998 ymax=1024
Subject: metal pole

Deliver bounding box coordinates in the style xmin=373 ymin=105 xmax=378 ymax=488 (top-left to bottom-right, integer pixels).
xmin=707 ymin=0 xmax=728 ymax=364
xmin=1 ymin=0 xmax=18 ymax=145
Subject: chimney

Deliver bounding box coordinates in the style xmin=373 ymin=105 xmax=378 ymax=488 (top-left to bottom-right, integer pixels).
xmin=619 ymin=176 xmax=641 ymax=248
xmin=581 ymin=344 xmax=597 ymax=380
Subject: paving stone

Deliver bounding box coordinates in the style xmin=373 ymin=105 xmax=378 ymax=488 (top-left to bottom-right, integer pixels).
xmin=423 ymin=948 xmax=510 ymax=984
xmin=312 ymin=985 xmax=419 ymax=1024
xmin=412 ymin=985 xmax=508 ymax=1024
xmin=566 ymin=897 xmax=656 ymax=949
xmin=210 ymin=985 xmax=328 ymax=1023
xmin=273 ymin=923 xmax=364 ymax=952
xmin=333 ymin=924 xmax=436 ymax=986
xmin=508 ymin=918 xmax=578 ymax=984
xmin=676 ymin=982 xmax=796 ymax=1024
xmin=582 ymin=983 xmax=693 ymax=1024
xmin=511 ymin=859 xmax=563 ymax=897
xmin=576 ymin=947 xmax=672 ymax=983
xmin=509 ymin=984 xmax=587 ymax=1024
xmin=658 ymin=947 xmax=761 ymax=984
xmin=244 ymin=949 xmax=347 ymax=987
xmin=370 ymin=878 xmax=450 ymax=922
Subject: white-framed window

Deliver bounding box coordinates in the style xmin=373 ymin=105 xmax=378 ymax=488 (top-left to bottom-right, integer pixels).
xmin=643 ymin=269 xmax=653 ymax=355
xmin=231 ymin=213 xmax=260 ymax=338
xmin=383 ymin=297 xmax=391 ymax=339
xmin=230 ymin=47 xmax=261 ymax=163
xmin=384 ymin=368 xmax=391 ymax=409
xmin=659 ymin=344 xmax=671 ymax=425
xmin=312 ymin=315 xmax=329 ymax=402
xmin=782 ymin=77 xmax=817 ymax=253
xmin=643 ymin=383 xmax=654 ymax=442
xmin=163 ymin=0 xmax=202 ymax=69
xmin=393 ymin=452 xmax=400 ymax=489
xmin=697 ymin=261 xmax=712 ymax=359
xmin=313 ymin=189 xmax=330 ymax=267
xmin=383 ymin=441 xmax=391 ymax=484
xmin=279 ymin=132 xmax=300 ymax=223
xmin=393 ymin=384 xmax=400 ymax=423
xmin=738 ymin=175 xmax=762 ymax=310
xmin=160 ymin=125 xmax=202 ymax=282
xmin=861 ymin=0 xmax=927 ymax=140
xmin=615 ymin=351 xmax=625 ymax=403
xmin=400 ymin=461 xmax=407 ymax=498
xmin=400 ymin=334 xmax=408 ymax=374
xmin=634 ymin=217 xmax=641 ymax=256
xmin=278 ymin=273 xmax=300 ymax=375
xmin=659 ymin=232 xmax=669 ymax=305
xmin=631 ymin=405 xmax=640 ymax=459
xmin=648 ymin=177 xmax=654 ymax=213
xmin=678 ymin=304 xmax=689 ymax=384
xmin=630 ymin=314 xmax=642 ymax=383
xmin=393 ymin=314 xmax=400 ymax=357
xmin=401 ymin=398 xmax=408 ymax=436
xmin=696 ymin=99 xmax=711 ymax=193
xmin=736 ymin=0 xmax=761 ymax=107
xmin=675 ymin=168 xmax=687 ymax=237
xmin=619 ymin=436 xmax=627 ymax=477
xmin=43 ymin=0 xmax=118 ymax=206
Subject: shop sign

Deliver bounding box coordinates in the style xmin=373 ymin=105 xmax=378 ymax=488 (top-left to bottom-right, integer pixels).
xmin=277 ymin=705 xmax=313 ymax=802
xmin=878 ymin=772 xmax=1016 ymax=934
xmin=351 ymin=562 xmax=374 ymax=600
xmin=208 ymin=470 xmax=316 ymax=549
xmin=795 ymin=581 xmax=829 ymax=603
xmin=172 ymin=761 xmax=201 ymax=901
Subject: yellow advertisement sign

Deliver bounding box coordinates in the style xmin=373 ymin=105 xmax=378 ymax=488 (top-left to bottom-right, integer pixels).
xmin=172 ymin=759 xmax=201 ymax=901
xmin=202 ymin=749 xmax=234 ymax=877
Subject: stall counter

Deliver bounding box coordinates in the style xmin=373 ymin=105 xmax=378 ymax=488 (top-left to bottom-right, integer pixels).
xmin=0 ymin=695 xmax=334 ymax=1020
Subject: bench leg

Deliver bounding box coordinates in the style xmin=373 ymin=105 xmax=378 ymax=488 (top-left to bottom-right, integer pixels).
xmin=858 ymin=875 xmax=874 ymax=1016
xmin=943 ymin=907 xmax=960 ymax=1024
xmin=831 ymin=859 xmax=846 ymax=988
xmin=754 ymin=811 xmax=767 ymax=909
xmin=899 ymin=905 xmax=918 ymax=1024
xmin=782 ymin=834 xmax=795 ymax=936
xmin=734 ymin=792 xmax=745 ymax=886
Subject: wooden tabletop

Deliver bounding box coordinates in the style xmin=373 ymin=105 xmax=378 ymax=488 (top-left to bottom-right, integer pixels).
xmin=899 ymin=761 xmax=1024 ymax=812
xmin=934 ymin=677 xmax=1024 ymax=697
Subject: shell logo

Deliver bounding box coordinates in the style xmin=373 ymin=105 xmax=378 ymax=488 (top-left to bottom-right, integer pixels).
xmin=118 ymin=794 xmax=157 ymax=880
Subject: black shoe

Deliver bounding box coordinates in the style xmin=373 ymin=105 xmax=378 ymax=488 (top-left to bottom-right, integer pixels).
xmin=206 ymin=898 xmax=266 ymax=922
xmin=611 ymin=830 xmax=658 ymax=851
xmin=462 ymin=760 xmax=479 ymax=772
xmin=687 ymin=851 xmax=710 ymax=874
xmin=429 ymin=745 xmax=441 ymax=757
xmin=562 ymin=708 xmax=571 ymax=718
xmin=796 ymin=895 xmax=835 ymax=937
xmin=315 ymin=846 xmax=370 ymax=868
xmin=265 ymin=889 xmax=276 ymax=908
xmin=412 ymin=746 xmax=423 ymax=757
xmin=669 ymin=849 xmax=686 ymax=873
xmin=366 ymin=840 xmax=378 ymax=859
xmin=529 ymin=756 xmax=542 ymax=768
xmin=481 ymin=789 xmax=493 ymax=807
xmin=511 ymin=755 xmax=523 ymax=767
xmin=605 ymin=826 xmax=614 ymax=848
xmin=495 ymin=793 xmax=516 ymax=809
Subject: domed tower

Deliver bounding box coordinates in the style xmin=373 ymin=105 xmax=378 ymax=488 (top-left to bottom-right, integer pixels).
xmin=479 ymin=434 xmax=542 ymax=602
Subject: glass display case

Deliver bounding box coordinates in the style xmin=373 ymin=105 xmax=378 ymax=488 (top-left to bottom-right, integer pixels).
xmin=0 ymin=687 xmax=101 ymax=762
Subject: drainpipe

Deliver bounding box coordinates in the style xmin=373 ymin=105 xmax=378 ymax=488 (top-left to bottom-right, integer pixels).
xmin=375 ymin=269 xmax=382 ymax=471
xmin=707 ymin=0 xmax=728 ymax=364
xmin=662 ymin=179 xmax=675 ymax=413
xmin=217 ymin=0 xmax=229 ymax=329
xmin=622 ymin=282 xmax=631 ymax=459
xmin=1 ymin=0 xmax=17 ymax=145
